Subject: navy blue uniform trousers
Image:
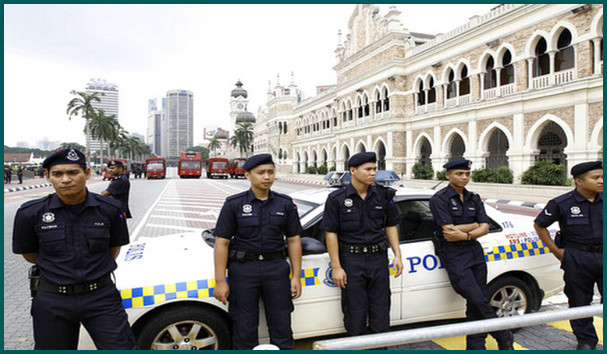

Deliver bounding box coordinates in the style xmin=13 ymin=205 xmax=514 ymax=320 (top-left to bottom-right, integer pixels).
xmin=227 ymin=258 xmax=294 ymax=350
xmin=31 ymin=284 xmax=137 ymax=350
xmin=340 ymin=251 xmax=390 ymax=336
xmin=562 ymin=247 xmax=603 ymax=346
xmin=437 ymin=241 xmax=510 ymax=349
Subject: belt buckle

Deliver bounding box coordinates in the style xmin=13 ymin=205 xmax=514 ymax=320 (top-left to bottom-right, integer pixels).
xmin=58 ymin=286 xmax=68 ymax=294
xmin=73 ymin=284 xmax=85 ymax=294
xmin=89 ymin=282 xmax=98 ymax=291
xmin=258 ymin=254 xmax=264 ymax=261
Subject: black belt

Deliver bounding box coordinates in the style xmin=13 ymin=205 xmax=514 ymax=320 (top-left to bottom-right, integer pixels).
xmin=565 ymin=241 xmax=603 ymax=253
xmin=229 ymin=249 xmax=288 ymax=262
xmin=38 ymin=274 xmax=112 ymax=294
xmin=339 ymin=242 xmax=386 ymax=254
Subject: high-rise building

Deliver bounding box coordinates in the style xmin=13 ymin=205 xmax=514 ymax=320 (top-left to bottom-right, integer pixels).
xmin=85 ymin=78 xmax=119 ymax=155
xmin=146 ymin=98 xmax=166 ymax=156
xmin=165 ymin=90 xmax=193 ymax=158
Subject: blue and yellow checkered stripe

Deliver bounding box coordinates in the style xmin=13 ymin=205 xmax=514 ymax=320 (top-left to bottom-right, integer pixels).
xmin=484 ymin=241 xmax=550 ymax=262
xmin=121 ymin=268 xmax=321 ymax=309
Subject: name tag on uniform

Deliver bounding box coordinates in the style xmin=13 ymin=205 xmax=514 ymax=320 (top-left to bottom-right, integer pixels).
xmin=374 ymin=206 xmax=383 ymax=210
xmin=468 ymin=207 xmax=475 ymax=211
xmin=275 ymin=211 xmax=285 ymax=216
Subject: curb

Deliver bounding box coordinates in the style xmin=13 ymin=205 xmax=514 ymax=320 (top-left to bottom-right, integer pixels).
xmin=484 ymin=198 xmax=546 ymax=210
xmin=276 ymin=177 xmax=327 ymax=186
xmin=4 ymin=183 xmax=52 ymax=193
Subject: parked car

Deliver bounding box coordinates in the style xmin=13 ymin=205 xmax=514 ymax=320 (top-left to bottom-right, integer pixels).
xmin=324 ymin=170 xmax=401 ymax=187
xmin=79 ymin=186 xmax=563 ymax=350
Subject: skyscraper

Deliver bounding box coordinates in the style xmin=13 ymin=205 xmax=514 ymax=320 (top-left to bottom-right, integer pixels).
xmin=146 ymin=98 xmax=166 ymax=156
xmin=85 ymin=78 xmax=119 ymax=156
xmin=165 ymin=90 xmax=193 ymax=158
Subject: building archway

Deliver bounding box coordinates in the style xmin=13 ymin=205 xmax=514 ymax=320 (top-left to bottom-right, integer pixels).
xmin=342 ymin=145 xmax=351 ymax=170
xmin=375 ymin=140 xmax=386 ymax=170
xmin=447 ymin=134 xmax=466 ymax=161
xmin=486 ymin=129 xmax=510 ymax=169
xmin=417 ymin=136 xmax=432 ymax=165
xmin=536 ymin=121 xmax=568 ymax=166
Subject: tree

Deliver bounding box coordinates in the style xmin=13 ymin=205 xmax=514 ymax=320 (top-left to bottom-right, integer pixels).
xmin=66 ymin=90 xmax=103 ymax=162
xmin=230 ymin=122 xmax=254 ymax=157
xmin=207 ymin=137 xmax=222 ymax=156
xmin=60 ymin=142 xmax=86 ymax=151
xmin=89 ymin=109 xmax=119 ymax=166
xmin=109 ymin=127 xmax=129 ymax=159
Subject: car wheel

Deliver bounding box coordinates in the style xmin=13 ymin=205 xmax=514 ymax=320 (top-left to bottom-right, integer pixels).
xmin=487 ymin=276 xmax=533 ymax=318
xmin=137 ymin=305 xmax=231 ymax=350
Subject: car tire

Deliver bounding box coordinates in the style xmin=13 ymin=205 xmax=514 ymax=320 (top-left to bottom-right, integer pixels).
xmin=136 ymin=305 xmax=231 ymax=350
xmin=487 ymin=275 xmax=534 ymax=318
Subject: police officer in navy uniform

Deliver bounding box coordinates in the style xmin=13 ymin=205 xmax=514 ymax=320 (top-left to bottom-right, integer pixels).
xmin=429 ymin=159 xmax=514 ymax=350
xmin=534 ymin=161 xmax=603 ymax=350
xmin=12 ymin=148 xmax=137 ymax=350
xmin=322 ymin=152 xmax=403 ymax=336
xmin=213 ymin=154 xmax=303 ymax=349
xmin=101 ymin=160 xmax=132 ymax=219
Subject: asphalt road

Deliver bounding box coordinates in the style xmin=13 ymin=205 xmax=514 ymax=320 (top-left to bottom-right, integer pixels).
xmin=4 ymin=172 xmax=602 ymax=350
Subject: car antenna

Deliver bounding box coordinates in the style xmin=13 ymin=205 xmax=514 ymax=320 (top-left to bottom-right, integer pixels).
xmin=431 ymin=180 xmax=444 ymax=190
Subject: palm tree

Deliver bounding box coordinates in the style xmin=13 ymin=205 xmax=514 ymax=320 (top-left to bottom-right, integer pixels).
xmin=60 ymin=142 xmax=86 ymax=151
xmin=90 ymin=109 xmax=119 ymax=167
xmin=208 ymin=137 xmax=222 ymax=156
xmin=66 ymin=90 xmax=103 ymax=161
xmin=109 ymin=127 xmax=129 ymax=159
xmin=232 ymin=122 xmax=254 ymax=157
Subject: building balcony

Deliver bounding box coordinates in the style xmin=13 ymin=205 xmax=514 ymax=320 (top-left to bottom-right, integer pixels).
xmin=532 ymin=68 xmax=576 ymax=89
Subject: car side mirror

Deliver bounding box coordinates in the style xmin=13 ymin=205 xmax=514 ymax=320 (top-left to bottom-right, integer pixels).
xmin=301 ymin=237 xmax=327 ymax=255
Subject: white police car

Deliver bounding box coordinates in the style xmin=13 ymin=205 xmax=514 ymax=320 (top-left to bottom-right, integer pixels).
xmin=81 ymin=186 xmax=563 ymax=350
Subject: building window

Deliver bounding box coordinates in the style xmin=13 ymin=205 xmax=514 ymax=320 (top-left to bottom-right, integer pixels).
xmin=427 ymin=78 xmax=436 ymax=104
xmin=417 ymin=81 xmax=425 ymax=105
xmin=376 ymin=91 xmax=383 ymax=113
xmin=555 ymin=29 xmax=574 ymax=72
xmin=501 ymin=50 xmax=515 ymax=84
xmin=484 ymin=56 xmax=497 ymax=89
xmin=533 ymin=37 xmax=550 ymax=77
xmin=446 ymin=70 xmax=457 ymax=99
xmin=363 ymin=96 xmax=370 ymax=116
xmin=460 ymin=66 xmax=470 ymax=95
xmin=382 ymin=87 xmax=390 ymax=111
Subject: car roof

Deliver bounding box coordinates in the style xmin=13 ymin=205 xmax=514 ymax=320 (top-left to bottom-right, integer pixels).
xmin=290 ymin=186 xmax=437 ymax=205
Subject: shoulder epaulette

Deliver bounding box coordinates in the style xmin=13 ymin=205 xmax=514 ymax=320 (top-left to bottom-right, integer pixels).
xmin=18 ymin=194 xmax=52 ymax=210
xmin=554 ymin=191 xmax=574 ymax=203
xmin=273 ymin=191 xmax=293 ymax=201
xmin=327 ymin=187 xmax=347 ymax=199
xmin=93 ymin=194 xmax=123 ymax=209
xmin=226 ymin=191 xmax=248 ymax=201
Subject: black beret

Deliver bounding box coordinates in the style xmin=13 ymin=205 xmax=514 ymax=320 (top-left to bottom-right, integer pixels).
xmin=242 ymin=154 xmax=274 ymax=171
xmin=107 ymin=160 xmax=124 ymax=168
xmin=571 ymin=161 xmax=602 ymax=177
xmin=42 ymin=148 xmax=86 ymax=169
xmin=443 ymin=158 xmax=472 ymax=171
xmin=347 ymin=152 xmax=377 ymax=168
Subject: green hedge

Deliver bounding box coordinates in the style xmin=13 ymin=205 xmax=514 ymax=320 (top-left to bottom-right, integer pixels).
xmin=306 ymin=166 xmax=318 ymax=174
xmin=317 ymin=165 xmax=328 ymax=175
xmin=436 ymin=170 xmax=447 ymax=180
xmin=412 ymin=162 xmax=434 ymax=180
xmin=471 ymin=167 xmax=513 ymax=184
xmin=521 ymin=160 xmax=568 ymax=186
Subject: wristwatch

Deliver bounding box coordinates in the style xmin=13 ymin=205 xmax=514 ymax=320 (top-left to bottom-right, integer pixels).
xmin=466 ymin=232 xmax=472 ymax=241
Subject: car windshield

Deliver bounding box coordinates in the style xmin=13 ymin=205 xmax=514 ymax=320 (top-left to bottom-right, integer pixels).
xmin=292 ymin=198 xmax=320 ymax=219
xmin=236 ymin=160 xmax=245 ymax=167
xmin=211 ymin=162 xmax=227 ymax=169
xmin=147 ymin=163 xmax=164 ymax=171
xmin=340 ymin=170 xmax=400 ymax=186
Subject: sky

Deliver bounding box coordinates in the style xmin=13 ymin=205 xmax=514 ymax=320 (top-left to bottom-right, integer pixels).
xmin=4 ymin=4 xmax=498 ymax=149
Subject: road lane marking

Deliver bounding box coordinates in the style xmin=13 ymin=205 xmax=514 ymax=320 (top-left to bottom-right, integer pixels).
xmin=149 ymin=215 xmax=216 ymax=223
xmin=131 ymin=179 xmax=175 ymax=241
xmin=548 ymin=316 xmax=603 ymax=346
xmin=145 ymin=224 xmax=204 ymax=232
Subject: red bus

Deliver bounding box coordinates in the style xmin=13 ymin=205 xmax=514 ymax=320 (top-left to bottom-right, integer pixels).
xmin=205 ymin=157 xmax=230 ymax=179
xmin=103 ymin=158 xmax=129 ymax=180
xmin=145 ymin=158 xmax=166 ymax=179
xmin=229 ymin=158 xmax=247 ymax=178
xmin=178 ymin=152 xmax=202 ymax=178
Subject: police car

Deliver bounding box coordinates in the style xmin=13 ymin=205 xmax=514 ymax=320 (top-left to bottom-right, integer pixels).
xmin=81 ymin=186 xmax=563 ymax=350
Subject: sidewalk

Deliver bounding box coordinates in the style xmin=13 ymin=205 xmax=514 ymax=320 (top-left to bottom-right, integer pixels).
xmin=4 ymin=174 xmax=105 ymax=193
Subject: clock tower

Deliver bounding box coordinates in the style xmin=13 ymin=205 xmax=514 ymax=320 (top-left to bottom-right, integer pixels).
xmin=230 ymin=80 xmax=249 ymax=127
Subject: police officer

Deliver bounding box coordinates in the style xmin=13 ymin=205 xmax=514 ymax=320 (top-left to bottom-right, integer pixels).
xmin=101 ymin=160 xmax=132 ymax=219
xmin=12 ymin=148 xmax=137 ymax=350
xmin=534 ymin=161 xmax=603 ymax=350
xmin=322 ymin=151 xmax=403 ymax=336
xmin=213 ymin=153 xmax=303 ymax=349
xmin=429 ymin=159 xmax=513 ymax=350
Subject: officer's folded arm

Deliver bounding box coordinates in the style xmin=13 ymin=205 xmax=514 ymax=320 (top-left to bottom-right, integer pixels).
xmin=442 ymin=223 xmax=488 ymax=241
xmin=23 ymin=252 xmax=39 ymax=263
xmin=213 ymin=237 xmax=231 ymax=304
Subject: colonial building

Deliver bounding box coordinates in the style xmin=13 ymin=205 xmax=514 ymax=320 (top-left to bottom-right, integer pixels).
xmin=254 ymin=4 xmax=603 ymax=182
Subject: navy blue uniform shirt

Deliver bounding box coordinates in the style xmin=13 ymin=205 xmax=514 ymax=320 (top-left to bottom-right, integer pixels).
xmin=213 ymin=189 xmax=303 ymax=253
xmin=534 ymin=189 xmax=603 ymax=244
xmin=429 ymin=184 xmax=489 ymax=238
xmin=322 ymin=183 xmax=400 ymax=245
xmin=12 ymin=190 xmax=130 ymax=285
xmin=106 ymin=174 xmax=131 ymax=218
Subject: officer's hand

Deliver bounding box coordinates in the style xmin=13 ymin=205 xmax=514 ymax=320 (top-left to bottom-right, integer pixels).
xmin=332 ymin=267 xmax=347 ymax=288
xmin=392 ymin=256 xmax=404 ymax=278
xmin=213 ymin=281 xmax=229 ymax=305
xmin=290 ymin=278 xmax=302 ymax=299
xmin=443 ymin=226 xmax=464 ymax=242
xmin=553 ymin=248 xmax=565 ymax=262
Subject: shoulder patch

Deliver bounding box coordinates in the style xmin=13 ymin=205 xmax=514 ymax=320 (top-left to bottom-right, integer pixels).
xmin=18 ymin=194 xmax=52 ymax=211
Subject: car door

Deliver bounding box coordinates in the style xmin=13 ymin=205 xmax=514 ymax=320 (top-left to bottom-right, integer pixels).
xmin=395 ymin=198 xmax=466 ymax=322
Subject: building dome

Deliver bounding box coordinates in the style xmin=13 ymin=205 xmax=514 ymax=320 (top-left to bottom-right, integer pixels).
xmin=236 ymin=111 xmax=256 ymax=124
xmin=215 ymin=130 xmax=228 ymax=139
xmin=231 ymin=80 xmax=248 ymax=98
